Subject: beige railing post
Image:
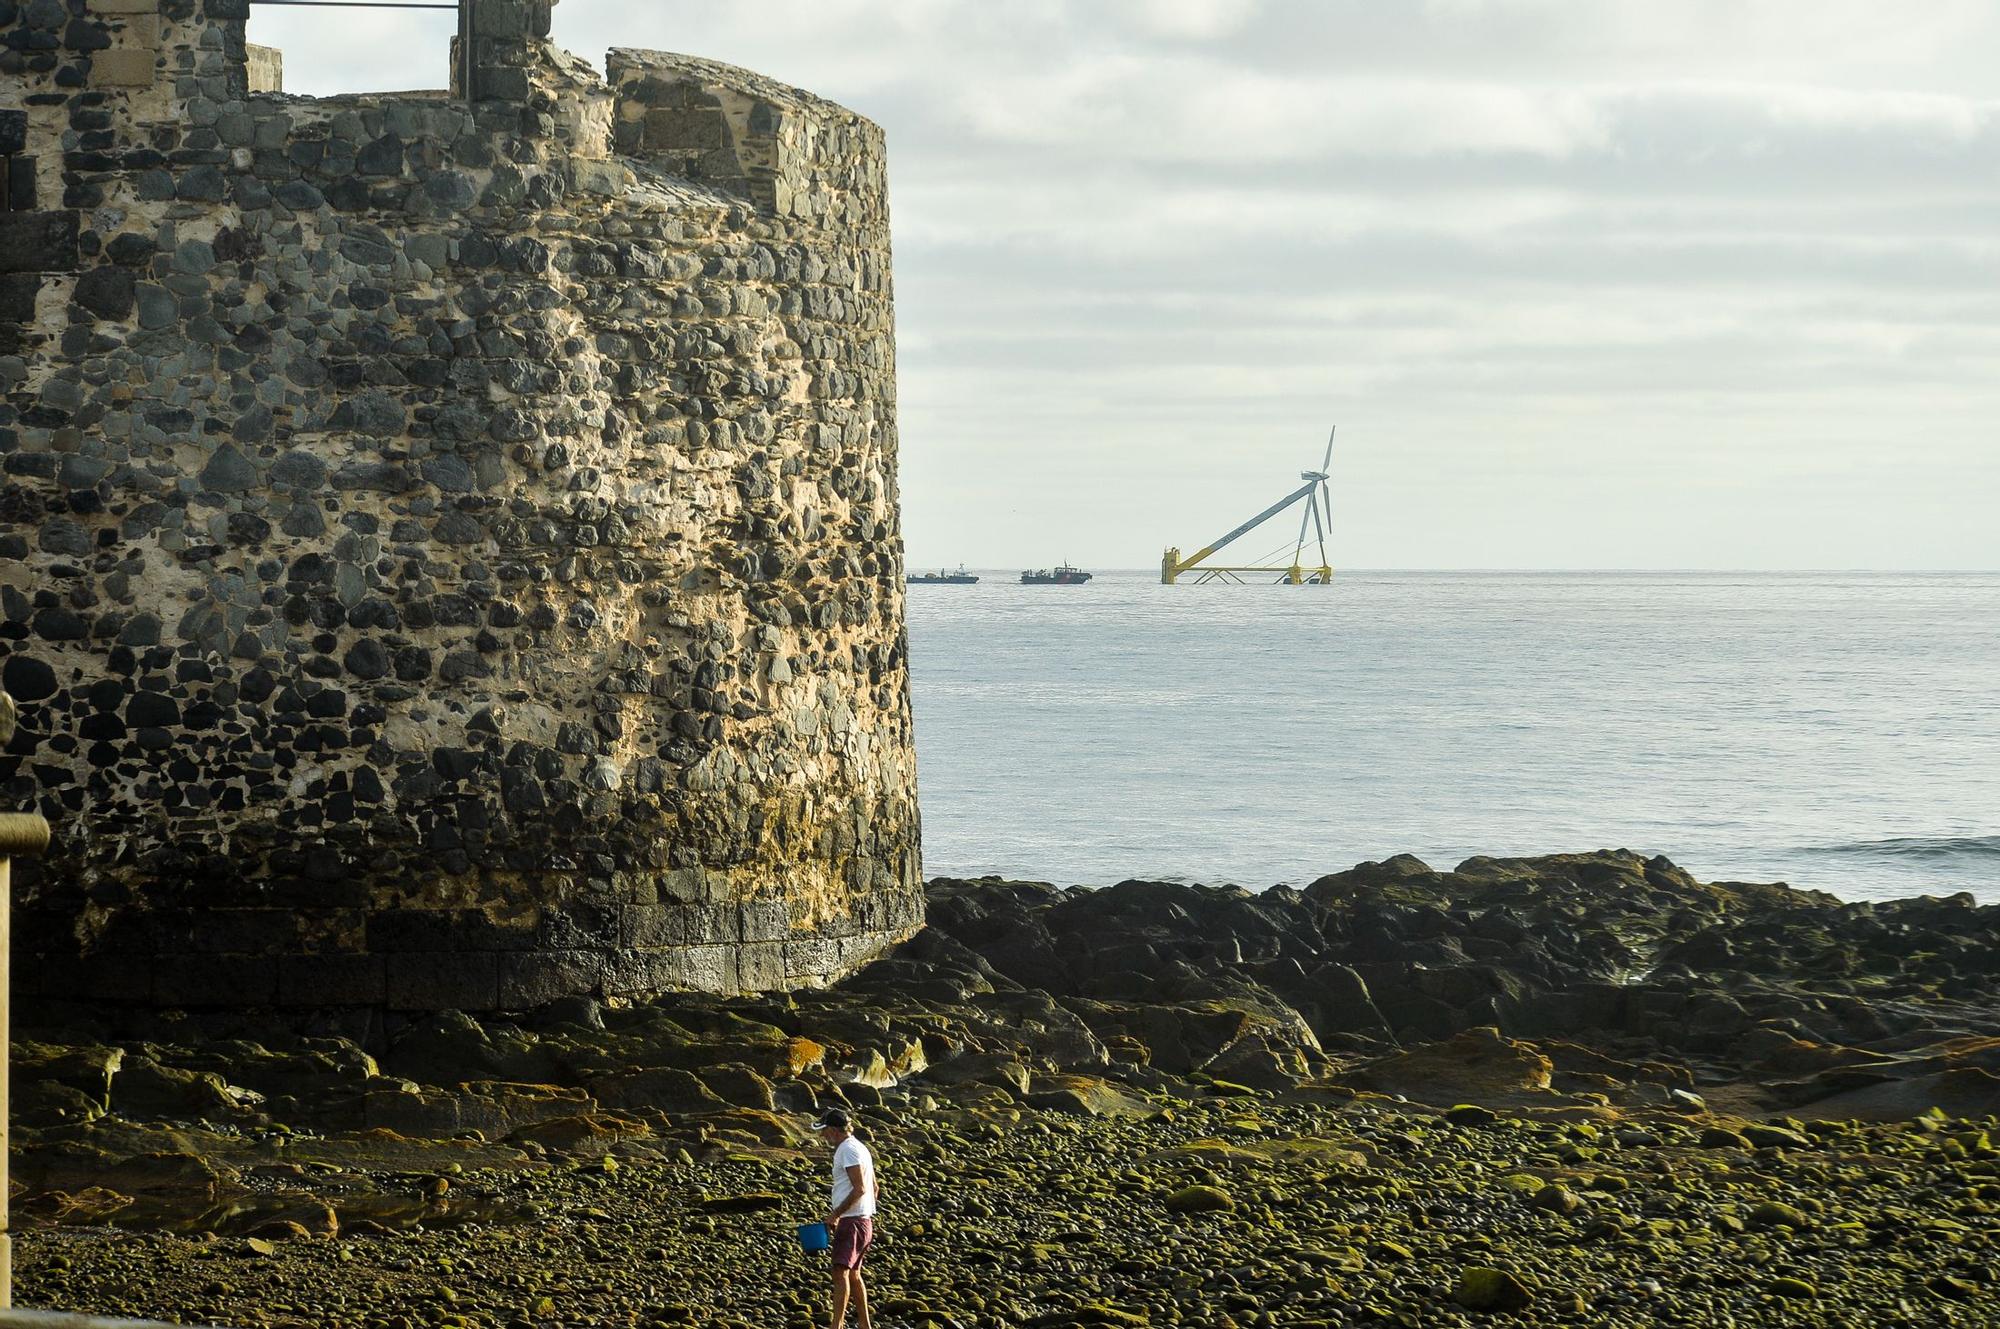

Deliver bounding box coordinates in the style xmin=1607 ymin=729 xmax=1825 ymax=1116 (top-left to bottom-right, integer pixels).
xmin=0 ymin=691 xmax=54 ymax=1309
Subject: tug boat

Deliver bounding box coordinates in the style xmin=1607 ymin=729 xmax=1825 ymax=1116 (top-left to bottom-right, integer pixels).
xmin=1020 ymin=563 xmax=1092 ymax=585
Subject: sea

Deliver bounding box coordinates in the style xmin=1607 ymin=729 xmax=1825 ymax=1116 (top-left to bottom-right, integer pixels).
xmin=905 ymin=570 xmax=2000 ymax=904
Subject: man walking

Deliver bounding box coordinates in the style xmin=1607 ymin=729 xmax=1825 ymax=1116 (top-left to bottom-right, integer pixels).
xmin=812 ymin=1108 xmax=876 ymax=1329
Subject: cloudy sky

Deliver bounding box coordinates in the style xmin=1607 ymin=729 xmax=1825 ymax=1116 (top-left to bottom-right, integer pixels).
xmin=252 ymin=1 xmax=2000 ymax=569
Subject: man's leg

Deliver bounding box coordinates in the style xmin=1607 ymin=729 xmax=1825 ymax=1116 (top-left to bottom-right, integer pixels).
xmin=851 ymin=1269 xmax=870 ymax=1329
xmin=830 ymin=1267 xmax=851 ymax=1328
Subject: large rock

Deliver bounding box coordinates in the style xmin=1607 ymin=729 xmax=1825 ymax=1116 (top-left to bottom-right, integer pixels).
xmin=1343 ymin=1027 xmax=1555 ymax=1104
xmin=358 ymin=1081 xmax=596 ymax=1138
xmin=585 ymin=1067 xmax=727 ymax=1115
xmin=1023 ymin=1074 xmax=1154 ymax=1118
xmin=383 ymin=1012 xmax=562 ymax=1085
xmin=919 ymin=1052 xmax=1031 ymax=1095
xmin=1786 ymin=1067 xmax=2000 ymax=1122
xmin=1454 ymin=1266 xmax=1536 ymax=1312
xmin=108 ymin=1058 xmax=258 ymax=1121
xmin=11 ymin=1042 xmax=125 ymax=1127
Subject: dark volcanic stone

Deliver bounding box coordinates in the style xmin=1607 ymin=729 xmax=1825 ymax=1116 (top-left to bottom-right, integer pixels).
xmin=270 ymin=449 xmax=328 ymax=489
xmin=72 ymin=265 xmax=134 ymax=319
xmin=38 ymin=519 xmax=91 ymax=556
xmin=274 ymin=180 xmax=326 ymax=210
xmin=420 ymin=454 xmax=474 ymax=491
xmin=328 ymin=389 xmax=404 ymax=435
xmin=232 ymin=403 xmax=273 ymax=443
xmin=225 ymin=513 xmax=270 ymax=545
xmin=59 ymin=456 xmax=109 ymax=490
xmin=0 ymin=210 xmax=79 ymax=274
xmin=105 ymin=232 xmax=153 ymax=266
xmin=118 ymin=615 xmax=161 ymax=647
xmin=176 ymin=165 xmax=227 ymax=202
xmin=199 ymin=445 xmax=256 ymax=492
xmin=282 ymin=502 xmax=327 ymax=536
xmin=355 ymin=136 xmax=405 ymax=177
xmin=126 ymin=691 xmax=180 ymax=727
xmin=0 ymin=272 xmax=39 ymax=322
xmin=306 ymin=689 xmax=348 ymax=719
xmin=33 ymin=608 xmax=88 ymax=641
xmin=343 ymin=639 xmax=389 ymax=680
xmin=134 ymin=283 xmax=177 ymax=328
xmin=3 ymin=653 xmax=58 ymax=702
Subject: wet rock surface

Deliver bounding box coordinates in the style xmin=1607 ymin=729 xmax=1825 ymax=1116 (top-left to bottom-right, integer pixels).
xmin=12 ymin=851 xmax=2000 ymax=1325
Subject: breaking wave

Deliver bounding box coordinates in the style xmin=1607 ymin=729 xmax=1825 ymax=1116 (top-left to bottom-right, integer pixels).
xmin=1802 ymin=835 xmax=2000 ymax=865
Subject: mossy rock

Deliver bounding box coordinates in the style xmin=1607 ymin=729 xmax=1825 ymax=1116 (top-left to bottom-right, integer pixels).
xmin=1749 ymin=1201 xmax=1811 ymax=1229
xmin=1027 ymin=1307 xmax=1147 ymax=1327
xmin=1769 ymin=1277 xmax=1818 ymax=1300
xmin=110 ymin=1059 xmax=251 ymax=1121
xmin=13 ymin=1041 xmax=122 ymax=1112
xmin=697 ymin=1063 xmax=778 ymax=1111
xmin=1531 ymin=1184 xmax=1581 ymax=1214
xmin=1446 ymin=1104 xmax=1500 ymax=1127
xmin=1024 ymin=1075 xmax=1153 ymax=1119
xmin=1453 ymin=1266 xmax=1535 ymax=1312
xmin=1164 ymin=1184 xmax=1235 ymax=1214
xmin=1346 ymin=1027 xmax=1553 ymax=1100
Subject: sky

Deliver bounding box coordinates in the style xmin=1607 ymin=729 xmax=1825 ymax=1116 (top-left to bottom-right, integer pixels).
xmin=250 ymin=1 xmax=2000 ymax=569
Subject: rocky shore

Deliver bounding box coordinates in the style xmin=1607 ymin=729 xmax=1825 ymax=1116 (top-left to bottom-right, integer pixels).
xmin=12 ymin=851 xmax=2000 ymax=1326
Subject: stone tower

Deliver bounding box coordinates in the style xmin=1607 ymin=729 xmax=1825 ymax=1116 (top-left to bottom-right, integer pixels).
xmin=0 ymin=0 xmax=923 ymax=1009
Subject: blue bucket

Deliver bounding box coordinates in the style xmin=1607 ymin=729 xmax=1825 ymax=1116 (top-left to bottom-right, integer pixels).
xmin=797 ymin=1222 xmax=831 ymax=1252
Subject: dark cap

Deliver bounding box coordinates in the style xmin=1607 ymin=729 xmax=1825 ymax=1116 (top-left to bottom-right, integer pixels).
xmin=810 ymin=1107 xmax=851 ymax=1131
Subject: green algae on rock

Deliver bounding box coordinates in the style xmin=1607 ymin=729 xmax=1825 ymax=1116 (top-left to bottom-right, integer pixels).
xmin=1454 ymin=1265 xmax=1538 ymax=1312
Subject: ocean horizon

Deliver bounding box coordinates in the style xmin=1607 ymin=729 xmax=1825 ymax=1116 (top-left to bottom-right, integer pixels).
xmin=906 ymin=568 xmax=2000 ymax=903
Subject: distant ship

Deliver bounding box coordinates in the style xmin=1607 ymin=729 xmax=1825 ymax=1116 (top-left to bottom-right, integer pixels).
xmin=1021 ymin=563 xmax=1092 ymax=585
xmin=908 ymin=565 xmax=979 ymax=585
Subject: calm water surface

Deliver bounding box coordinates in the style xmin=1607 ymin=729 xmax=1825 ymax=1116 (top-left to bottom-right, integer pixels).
xmin=906 ymin=571 xmax=2000 ymax=902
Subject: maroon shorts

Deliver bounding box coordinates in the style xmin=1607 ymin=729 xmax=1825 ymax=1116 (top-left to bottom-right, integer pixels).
xmin=830 ymin=1216 xmax=873 ymax=1269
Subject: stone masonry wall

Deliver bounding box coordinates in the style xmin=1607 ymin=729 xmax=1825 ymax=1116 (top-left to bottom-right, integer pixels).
xmin=0 ymin=0 xmax=923 ymax=1010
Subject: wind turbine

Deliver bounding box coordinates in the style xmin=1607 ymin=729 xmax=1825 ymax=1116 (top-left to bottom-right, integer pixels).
xmin=1160 ymin=427 xmax=1338 ymax=585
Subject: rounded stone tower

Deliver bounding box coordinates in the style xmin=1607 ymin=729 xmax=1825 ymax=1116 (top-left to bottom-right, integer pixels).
xmin=0 ymin=0 xmax=922 ymax=1009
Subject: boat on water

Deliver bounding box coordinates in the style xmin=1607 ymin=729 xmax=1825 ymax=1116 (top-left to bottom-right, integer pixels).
xmin=908 ymin=565 xmax=979 ymax=585
xmin=1021 ymin=563 xmax=1092 ymax=585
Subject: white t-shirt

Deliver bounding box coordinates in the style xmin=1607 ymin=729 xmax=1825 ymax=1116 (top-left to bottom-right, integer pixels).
xmin=830 ymin=1136 xmax=877 ymax=1219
